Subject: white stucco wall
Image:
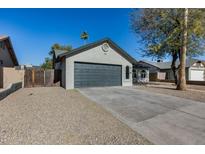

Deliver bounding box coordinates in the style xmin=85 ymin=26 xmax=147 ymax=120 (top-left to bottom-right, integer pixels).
xmin=64 ymin=44 xmax=133 ymax=89
xmin=0 ymin=42 xmax=15 ymax=67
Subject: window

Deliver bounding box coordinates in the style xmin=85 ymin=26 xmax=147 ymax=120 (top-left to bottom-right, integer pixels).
xmin=133 ymin=69 xmax=137 ymax=78
xmin=133 ymin=71 xmax=137 ymax=78
xmin=0 ymin=60 xmax=3 ymax=65
xmin=126 ymin=66 xmax=130 ymax=79
xmin=141 ymin=70 xmax=146 ymax=79
xmin=0 ymin=42 xmax=5 ymax=50
xmin=166 ymin=71 xmax=170 ymax=80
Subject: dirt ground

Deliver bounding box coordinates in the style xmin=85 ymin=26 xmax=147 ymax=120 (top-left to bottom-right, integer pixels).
xmin=0 ymin=87 xmax=150 ymax=145
xmin=136 ymin=82 xmax=205 ymax=103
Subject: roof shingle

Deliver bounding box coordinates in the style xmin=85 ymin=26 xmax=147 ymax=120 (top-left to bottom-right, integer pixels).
xmin=141 ymin=58 xmax=204 ymax=69
xmin=57 ymin=38 xmax=137 ymax=64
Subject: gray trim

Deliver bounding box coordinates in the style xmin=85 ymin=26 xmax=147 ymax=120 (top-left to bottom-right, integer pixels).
xmin=74 ymin=61 xmax=122 ymax=67
xmin=58 ymin=38 xmax=137 ymax=64
xmin=53 ymin=49 xmax=68 ymax=58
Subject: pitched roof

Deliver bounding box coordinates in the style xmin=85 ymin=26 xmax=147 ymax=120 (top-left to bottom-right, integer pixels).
xmin=0 ymin=36 xmax=19 ymax=66
xmin=53 ymin=49 xmax=68 ymax=58
xmin=140 ymin=58 xmax=204 ymax=69
xmin=141 ymin=61 xmax=174 ymax=69
xmin=0 ymin=36 xmax=9 ymax=41
xmin=57 ymin=38 xmax=137 ymax=64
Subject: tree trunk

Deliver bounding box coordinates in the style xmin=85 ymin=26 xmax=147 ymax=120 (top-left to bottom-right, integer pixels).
xmin=177 ymin=8 xmax=188 ymax=90
xmin=171 ymin=52 xmax=178 ymax=85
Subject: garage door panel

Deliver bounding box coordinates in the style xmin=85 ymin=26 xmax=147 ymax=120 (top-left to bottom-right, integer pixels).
xmin=190 ymin=69 xmax=205 ymax=81
xmin=74 ymin=62 xmax=122 ymax=88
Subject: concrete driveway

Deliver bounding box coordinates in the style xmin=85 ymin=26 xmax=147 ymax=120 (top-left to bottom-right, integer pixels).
xmin=78 ymin=86 xmax=205 ymax=144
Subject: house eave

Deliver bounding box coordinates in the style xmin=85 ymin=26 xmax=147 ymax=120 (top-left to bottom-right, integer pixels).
xmin=0 ymin=36 xmax=19 ymax=66
xmin=58 ymin=38 xmax=137 ymax=64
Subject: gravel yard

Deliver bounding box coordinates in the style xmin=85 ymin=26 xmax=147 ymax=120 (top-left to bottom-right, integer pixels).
xmin=136 ymin=82 xmax=205 ymax=103
xmin=0 ymin=87 xmax=150 ymax=144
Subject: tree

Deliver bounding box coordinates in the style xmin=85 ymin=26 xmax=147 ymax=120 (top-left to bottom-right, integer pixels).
xmin=41 ymin=57 xmax=53 ymax=69
xmin=177 ymin=8 xmax=188 ymax=90
xmin=41 ymin=43 xmax=72 ymax=69
xmin=131 ymin=9 xmax=205 ymax=89
xmin=49 ymin=43 xmax=72 ymax=56
xmin=80 ymin=31 xmax=89 ymax=44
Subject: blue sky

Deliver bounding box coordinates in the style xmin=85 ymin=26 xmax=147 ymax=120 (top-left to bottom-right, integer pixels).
xmin=0 ymin=8 xmax=146 ymax=65
xmin=1 ymin=9 xmax=204 ymax=65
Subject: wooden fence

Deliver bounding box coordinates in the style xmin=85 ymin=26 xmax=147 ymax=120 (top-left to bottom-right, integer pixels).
xmin=24 ymin=69 xmax=61 ymax=88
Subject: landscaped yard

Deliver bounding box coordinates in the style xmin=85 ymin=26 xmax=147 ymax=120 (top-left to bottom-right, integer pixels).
xmin=0 ymin=87 xmax=150 ymax=144
xmin=1 ymin=83 xmax=204 ymax=144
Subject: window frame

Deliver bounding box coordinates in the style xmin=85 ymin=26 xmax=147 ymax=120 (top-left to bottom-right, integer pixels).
xmin=125 ymin=66 xmax=130 ymax=79
xmin=0 ymin=60 xmax=3 ymax=65
xmin=140 ymin=70 xmax=146 ymax=79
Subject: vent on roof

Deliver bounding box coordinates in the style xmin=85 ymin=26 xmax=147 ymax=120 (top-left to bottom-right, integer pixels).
xmin=102 ymin=43 xmax=109 ymax=52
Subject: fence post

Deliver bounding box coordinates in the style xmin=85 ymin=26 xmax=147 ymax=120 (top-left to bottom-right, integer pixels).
xmin=32 ymin=69 xmax=35 ymax=87
xmin=44 ymin=70 xmax=46 ymax=86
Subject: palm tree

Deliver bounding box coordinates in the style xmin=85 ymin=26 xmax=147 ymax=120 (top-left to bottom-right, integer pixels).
xmin=80 ymin=31 xmax=89 ymax=45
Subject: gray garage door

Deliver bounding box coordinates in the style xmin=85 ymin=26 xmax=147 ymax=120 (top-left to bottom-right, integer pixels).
xmin=74 ymin=62 xmax=122 ymax=88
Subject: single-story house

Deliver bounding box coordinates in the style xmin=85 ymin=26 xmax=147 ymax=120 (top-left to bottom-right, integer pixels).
xmin=132 ymin=63 xmax=149 ymax=83
xmin=54 ymin=38 xmax=137 ymax=89
xmin=0 ymin=36 xmax=22 ymax=89
xmin=138 ymin=59 xmax=205 ymax=81
xmin=0 ymin=36 xmax=19 ymax=67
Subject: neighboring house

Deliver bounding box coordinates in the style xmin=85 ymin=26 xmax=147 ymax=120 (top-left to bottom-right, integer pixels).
xmin=139 ymin=59 xmax=205 ymax=81
xmin=16 ymin=64 xmax=41 ymax=70
xmin=133 ymin=63 xmax=149 ymax=83
xmin=0 ymin=36 xmax=21 ymax=88
xmin=55 ymin=38 xmax=136 ymax=89
xmin=0 ymin=36 xmax=19 ymax=67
